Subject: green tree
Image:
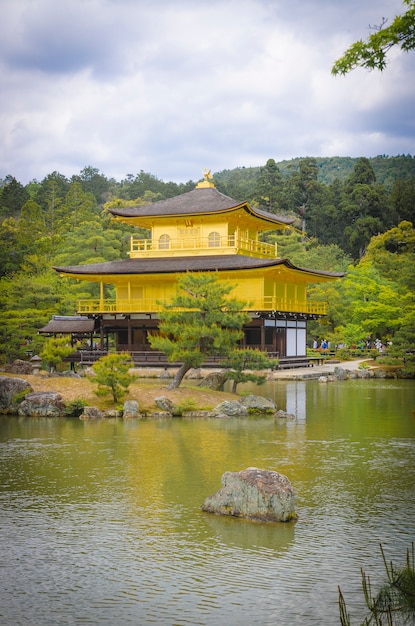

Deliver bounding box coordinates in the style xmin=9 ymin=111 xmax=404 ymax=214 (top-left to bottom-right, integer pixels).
xmin=284 ymin=158 xmax=325 ymax=238
xmin=149 ymin=273 xmax=250 ymax=389
xmin=332 ymin=0 xmax=415 ymax=74
xmin=341 ymin=262 xmax=404 ymax=339
xmin=62 ymin=182 xmax=99 ymax=229
xmin=391 ymin=178 xmax=415 ymax=224
xmin=0 ymin=267 xmax=73 ymax=363
xmin=53 ymin=216 xmax=124 ymax=267
xmin=71 ymin=166 xmax=110 ymax=204
xmin=0 ymin=175 xmax=29 ymax=219
xmin=254 ymin=159 xmax=284 ymax=213
xmin=89 ymin=353 xmax=136 ymax=403
xmin=340 ymin=159 xmax=394 ymax=258
xmin=40 ymin=337 xmax=74 ymax=372
xmin=222 ymin=349 xmax=278 ymax=393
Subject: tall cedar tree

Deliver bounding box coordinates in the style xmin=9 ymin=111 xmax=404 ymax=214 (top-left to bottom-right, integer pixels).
xmin=149 ymin=273 xmax=250 ymax=389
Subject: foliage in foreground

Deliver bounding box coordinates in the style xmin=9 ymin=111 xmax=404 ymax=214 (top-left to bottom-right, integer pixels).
xmin=149 ymin=273 xmax=249 ymax=389
xmin=339 ymin=543 xmax=415 ymax=625
xmin=89 ymin=353 xmax=136 ymax=403
xmin=332 ymin=0 xmax=415 ymax=74
xmin=40 ymin=337 xmax=75 ymax=372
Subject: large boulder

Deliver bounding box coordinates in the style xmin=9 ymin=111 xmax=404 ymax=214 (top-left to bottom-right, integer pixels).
xmin=18 ymin=391 xmax=66 ymax=417
xmin=123 ymin=400 xmax=139 ymax=419
xmin=154 ymin=396 xmax=180 ymax=416
xmin=0 ymin=376 xmax=33 ymax=414
xmin=4 ymin=359 xmax=32 ymax=375
xmin=333 ymin=366 xmax=348 ymax=380
xmin=201 ymin=467 xmax=297 ymax=522
xmin=239 ymin=394 xmax=277 ymax=414
xmin=198 ymin=370 xmax=228 ymax=391
xmin=79 ymin=406 xmax=104 ymax=420
xmin=212 ymin=400 xmax=248 ymax=417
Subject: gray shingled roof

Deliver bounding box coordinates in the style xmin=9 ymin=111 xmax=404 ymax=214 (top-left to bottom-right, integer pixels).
xmin=39 ymin=316 xmax=95 ymax=333
xmin=54 ymin=255 xmax=344 ymax=278
xmin=108 ymin=186 xmax=294 ymax=226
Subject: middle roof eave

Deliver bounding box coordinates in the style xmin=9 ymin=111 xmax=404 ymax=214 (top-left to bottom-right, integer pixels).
xmin=53 ymin=254 xmax=344 ymax=278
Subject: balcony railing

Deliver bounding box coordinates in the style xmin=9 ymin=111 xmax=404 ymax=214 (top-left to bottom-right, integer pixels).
xmin=77 ymin=297 xmax=327 ymax=316
xmin=129 ymin=235 xmax=277 ymax=259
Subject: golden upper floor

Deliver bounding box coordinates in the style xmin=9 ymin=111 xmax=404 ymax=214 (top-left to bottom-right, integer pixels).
xmin=108 ymin=175 xmax=294 ymax=260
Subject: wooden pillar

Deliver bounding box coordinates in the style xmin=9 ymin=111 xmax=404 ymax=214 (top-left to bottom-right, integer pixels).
xmin=100 ymin=281 xmax=104 ymax=310
xmin=100 ymin=319 xmax=104 ymax=350
xmin=273 ymin=317 xmax=277 ymax=352
xmin=127 ymin=318 xmax=132 ymax=351
xmin=260 ymin=318 xmax=265 ymax=351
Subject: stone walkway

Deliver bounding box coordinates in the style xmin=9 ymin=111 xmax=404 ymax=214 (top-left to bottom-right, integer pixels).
xmin=270 ymin=359 xmax=366 ymax=380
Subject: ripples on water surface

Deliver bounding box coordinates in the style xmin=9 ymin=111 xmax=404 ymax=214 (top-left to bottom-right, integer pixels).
xmin=0 ymin=379 xmax=414 ymax=625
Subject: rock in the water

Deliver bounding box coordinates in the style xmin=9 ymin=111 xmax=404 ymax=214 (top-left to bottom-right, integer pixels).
xmin=18 ymin=391 xmax=66 ymax=417
xmin=201 ymin=467 xmax=297 ymax=522
xmin=198 ymin=370 xmax=228 ymax=391
xmin=79 ymin=406 xmax=104 ymax=420
xmin=212 ymin=400 xmax=248 ymax=417
xmin=239 ymin=394 xmax=277 ymax=413
xmin=275 ymin=410 xmax=296 ymax=420
xmin=0 ymin=376 xmax=33 ymax=414
xmin=123 ymin=400 xmax=139 ymax=419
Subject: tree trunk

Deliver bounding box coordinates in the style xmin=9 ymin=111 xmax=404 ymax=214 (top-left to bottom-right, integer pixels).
xmin=167 ymin=362 xmax=192 ymax=389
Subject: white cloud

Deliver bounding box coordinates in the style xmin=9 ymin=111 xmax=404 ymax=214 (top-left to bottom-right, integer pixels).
xmin=0 ymin=0 xmax=413 ymax=184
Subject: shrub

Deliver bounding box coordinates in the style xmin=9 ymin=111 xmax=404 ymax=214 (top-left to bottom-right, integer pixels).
xmin=88 ymin=353 xmax=137 ymax=403
xmin=65 ymin=399 xmax=87 ymax=417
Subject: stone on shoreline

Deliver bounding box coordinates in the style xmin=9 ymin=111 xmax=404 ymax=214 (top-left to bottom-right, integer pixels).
xmin=239 ymin=394 xmax=277 ymax=413
xmin=18 ymin=391 xmax=66 ymax=417
xmin=79 ymin=406 xmax=104 ymax=420
xmin=0 ymin=376 xmax=33 ymax=414
xmin=154 ymin=396 xmax=180 ymax=416
xmin=123 ymin=400 xmax=139 ymax=419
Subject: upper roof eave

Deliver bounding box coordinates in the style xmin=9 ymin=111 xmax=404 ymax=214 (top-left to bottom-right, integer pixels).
xmin=108 ymin=186 xmax=294 ymax=227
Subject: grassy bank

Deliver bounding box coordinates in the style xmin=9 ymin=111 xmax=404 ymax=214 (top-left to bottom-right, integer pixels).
xmin=15 ymin=373 xmax=236 ymax=413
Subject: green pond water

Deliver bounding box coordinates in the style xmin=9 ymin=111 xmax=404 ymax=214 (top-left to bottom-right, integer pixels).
xmin=0 ymin=378 xmax=414 ymax=625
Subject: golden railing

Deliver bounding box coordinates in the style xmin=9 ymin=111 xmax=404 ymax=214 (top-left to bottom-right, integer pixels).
xmin=129 ymin=235 xmax=277 ymax=258
xmin=77 ymin=297 xmax=327 ymax=315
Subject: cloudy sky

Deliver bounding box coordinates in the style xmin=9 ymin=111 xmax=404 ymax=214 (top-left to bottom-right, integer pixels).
xmin=1 ymin=0 xmax=414 ymax=185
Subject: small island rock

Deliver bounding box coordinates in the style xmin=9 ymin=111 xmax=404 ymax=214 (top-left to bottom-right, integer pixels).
xmin=201 ymin=467 xmax=297 ymax=522
xmin=239 ymin=394 xmax=277 ymax=413
xmin=212 ymin=400 xmax=248 ymax=417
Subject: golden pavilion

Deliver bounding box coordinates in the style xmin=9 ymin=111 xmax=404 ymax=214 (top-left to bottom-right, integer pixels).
xmin=52 ymin=170 xmax=343 ymax=360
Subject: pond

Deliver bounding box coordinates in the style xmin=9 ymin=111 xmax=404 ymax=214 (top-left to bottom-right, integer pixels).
xmin=0 ymin=379 xmax=414 ymax=625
